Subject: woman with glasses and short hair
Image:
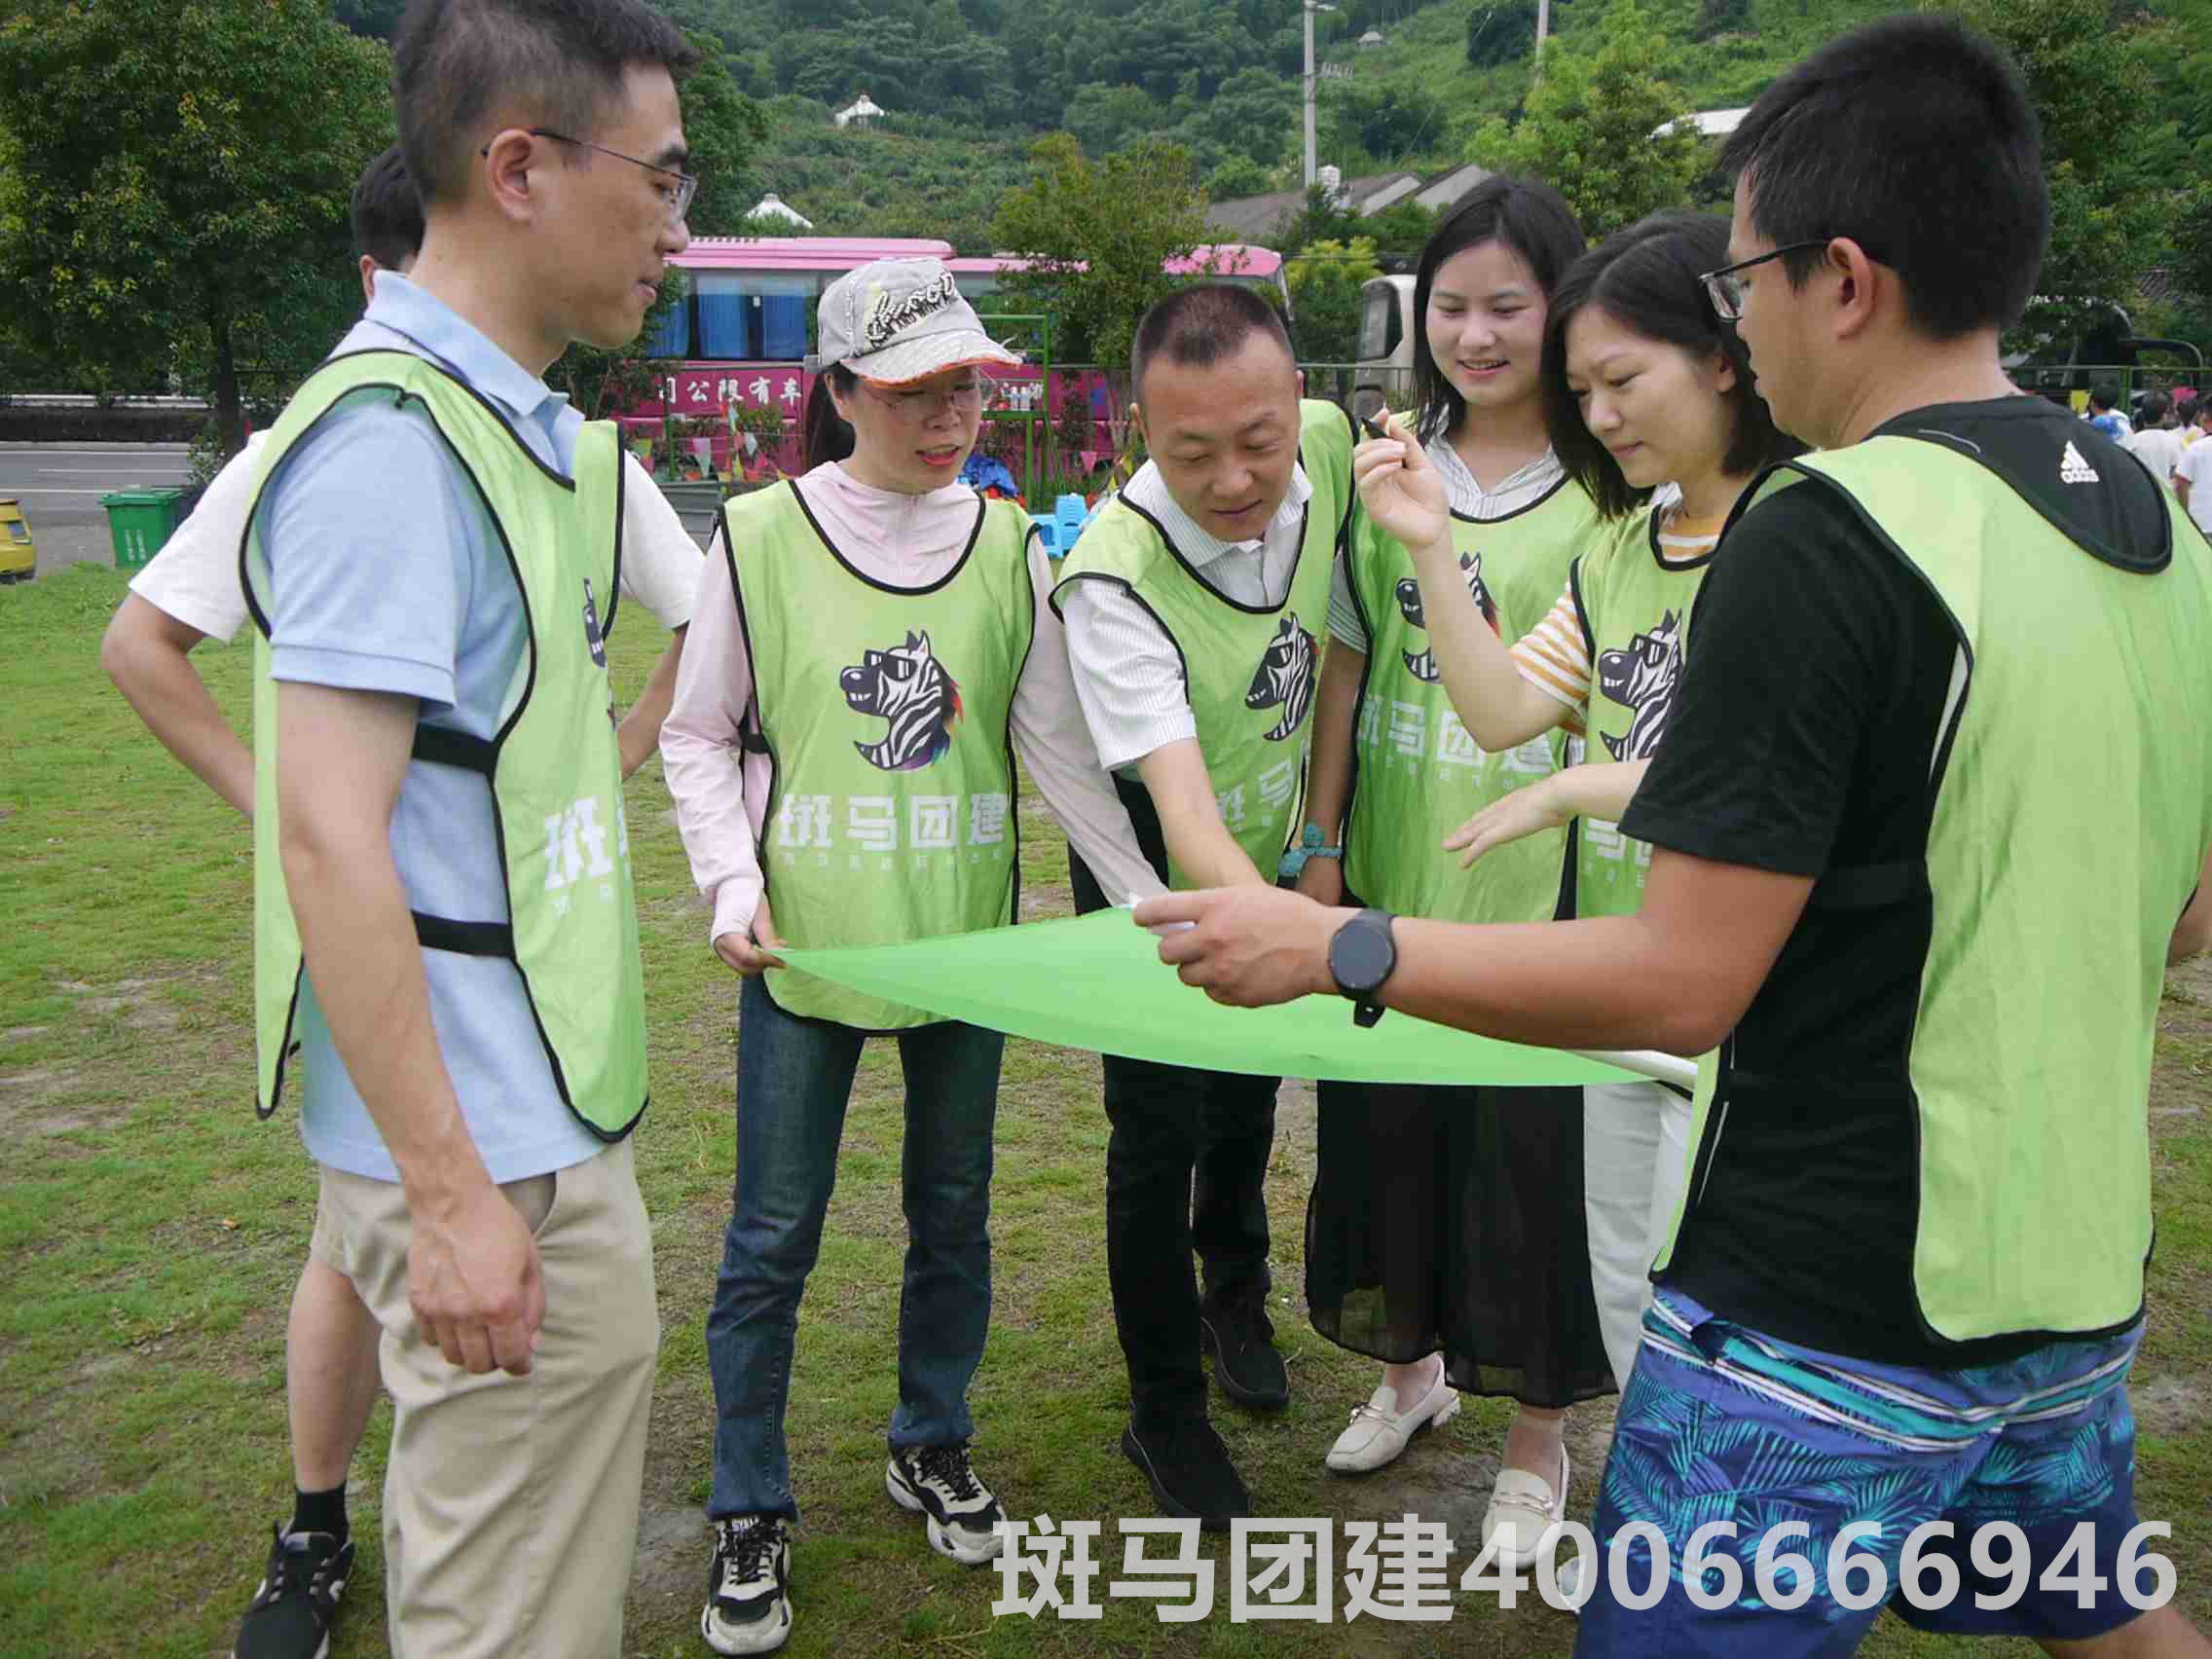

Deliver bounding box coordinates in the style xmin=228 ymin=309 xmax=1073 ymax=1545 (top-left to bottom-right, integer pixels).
xmin=660 ymin=257 xmax=1159 ymax=1657
xmin=1355 ymin=211 xmax=1801 ymax=1416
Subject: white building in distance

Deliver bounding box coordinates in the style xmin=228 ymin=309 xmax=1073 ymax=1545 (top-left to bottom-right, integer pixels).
xmin=1651 ymin=106 xmax=1750 ymax=139
xmin=745 ymin=192 xmax=814 ymax=229
xmin=834 ymin=92 xmax=886 ymax=129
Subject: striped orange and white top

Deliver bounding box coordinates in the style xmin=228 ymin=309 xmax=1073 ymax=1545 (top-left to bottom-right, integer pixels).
xmin=1508 ymin=499 xmax=1727 ymax=736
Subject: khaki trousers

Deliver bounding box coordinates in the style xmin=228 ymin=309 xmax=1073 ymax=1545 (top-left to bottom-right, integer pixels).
xmin=311 ymin=1138 xmax=658 ymax=1658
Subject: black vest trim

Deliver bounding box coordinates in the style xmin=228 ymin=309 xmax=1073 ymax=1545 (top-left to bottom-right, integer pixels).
xmin=409 ymin=725 xmax=498 ymax=774
xmin=410 ymin=912 xmax=517 ymax=957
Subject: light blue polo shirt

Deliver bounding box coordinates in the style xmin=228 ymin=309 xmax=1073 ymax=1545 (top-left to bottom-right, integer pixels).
xmin=256 ymin=274 xmax=609 ymax=1185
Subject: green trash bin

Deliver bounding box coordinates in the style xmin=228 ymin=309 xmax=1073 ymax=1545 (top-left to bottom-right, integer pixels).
xmin=101 ymin=487 xmax=187 ymax=571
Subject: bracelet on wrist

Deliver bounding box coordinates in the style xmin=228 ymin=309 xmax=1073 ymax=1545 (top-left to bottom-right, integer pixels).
xmin=1277 ymin=823 xmax=1344 ymax=881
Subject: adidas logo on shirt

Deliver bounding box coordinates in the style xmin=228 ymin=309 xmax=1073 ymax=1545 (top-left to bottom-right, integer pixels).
xmin=2060 ymin=440 xmax=2100 ymax=485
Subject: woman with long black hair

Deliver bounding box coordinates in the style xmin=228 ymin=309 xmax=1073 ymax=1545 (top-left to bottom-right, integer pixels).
xmin=1295 ymin=176 xmax=1614 ymax=1568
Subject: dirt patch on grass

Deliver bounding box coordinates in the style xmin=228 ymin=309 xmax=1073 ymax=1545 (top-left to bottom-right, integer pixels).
xmin=0 ymin=1065 xmax=76 ymax=1095
xmin=627 ymin=1493 xmax=709 ymax=1635
xmin=2130 ymin=1373 xmax=2208 ymax=1437
xmin=19 ymin=973 xmax=199 ymax=1060
xmin=0 ymin=1433 xmax=102 ymax=1515
xmin=0 ymin=1066 xmax=101 ymax=1135
xmin=2165 ymin=957 xmax=2212 ymax=1004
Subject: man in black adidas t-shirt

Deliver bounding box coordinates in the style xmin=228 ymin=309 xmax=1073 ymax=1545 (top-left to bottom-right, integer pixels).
xmin=1142 ymin=17 xmax=2212 ymax=1656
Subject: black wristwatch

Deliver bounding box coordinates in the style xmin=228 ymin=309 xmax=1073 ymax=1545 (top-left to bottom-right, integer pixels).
xmin=1327 ymin=908 xmax=1398 ymax=1028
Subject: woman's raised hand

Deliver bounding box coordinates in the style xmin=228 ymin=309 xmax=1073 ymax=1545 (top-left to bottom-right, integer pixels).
xmin=1353 ymin=413 xmax=1449 ymax=554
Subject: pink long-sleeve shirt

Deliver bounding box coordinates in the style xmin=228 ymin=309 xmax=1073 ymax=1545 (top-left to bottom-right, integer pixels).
xmin=660 ymin=462 xmax=1163 ymax=950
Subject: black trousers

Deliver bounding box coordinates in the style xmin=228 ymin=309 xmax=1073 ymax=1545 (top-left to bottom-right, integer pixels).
xmin=1068 ymin=776 xmax=1275 ymax=1429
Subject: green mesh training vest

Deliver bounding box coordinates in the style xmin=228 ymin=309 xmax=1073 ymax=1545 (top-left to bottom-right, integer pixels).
xmin=1569 ymin=506 xmax=1716 ymax=919
xmin=1342 ymin=471 xmax=1600 ymax=922
xmin=730 ymin=482 xmax=1034 ymax=1029
xmin=244 ymin=350 xmax=648 ymax=1139
xmin=1051 ymin=399 xmax=1355 ymax=887
xmin=1657 ymin=436 xmax=2212 ymax=1344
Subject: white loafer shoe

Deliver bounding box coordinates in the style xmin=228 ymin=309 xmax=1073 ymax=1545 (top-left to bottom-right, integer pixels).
xmin=1556 ymin=1547 xmax=1585 ymax=1610
xmin=1324 ymin=1362 xmax=1461 ymax=1474
xmin=1481 ymin=1445 xmax=1568 ymax=1567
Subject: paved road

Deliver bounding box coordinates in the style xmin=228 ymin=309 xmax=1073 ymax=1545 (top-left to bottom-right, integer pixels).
xmin=0 ymin=442 xmax=193 ymax=576
xmin=0 ymin=442 xmax=722 ymax=579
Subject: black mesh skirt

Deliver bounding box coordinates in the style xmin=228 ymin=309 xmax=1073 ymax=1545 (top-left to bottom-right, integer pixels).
xmin=1305 ymin=1078 xmax=1616 ymax=1408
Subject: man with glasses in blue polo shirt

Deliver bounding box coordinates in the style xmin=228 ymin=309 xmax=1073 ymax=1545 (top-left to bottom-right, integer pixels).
xmin=240 ymin=2 xmax=696 ymax=1653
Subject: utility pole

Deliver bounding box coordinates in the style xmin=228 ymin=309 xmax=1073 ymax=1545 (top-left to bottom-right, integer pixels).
xmin=1303 ymin=0 xmax=1338 ymax=190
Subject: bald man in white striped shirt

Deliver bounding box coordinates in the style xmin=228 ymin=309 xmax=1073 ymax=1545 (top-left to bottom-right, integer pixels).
xmin=1051 ymin=286 xmax=1356 ymax=1530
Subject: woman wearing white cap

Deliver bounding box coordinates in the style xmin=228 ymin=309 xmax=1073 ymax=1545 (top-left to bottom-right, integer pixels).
xmin=661 ymin=258 xmax=1160 ymax=1656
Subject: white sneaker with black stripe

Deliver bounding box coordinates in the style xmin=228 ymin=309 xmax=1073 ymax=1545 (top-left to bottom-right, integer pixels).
xmin=700 ymin=1516 xmax=792 ymax=1655
xmin=885 ymin=1444 xmax=1007 ymax=1565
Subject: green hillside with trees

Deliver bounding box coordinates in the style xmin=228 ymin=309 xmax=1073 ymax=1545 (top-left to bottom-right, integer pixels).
xmin=645 ymin=0 xmax=2211 ymax=358
xmin=2 ymin=0 xmax=2204 ymax=417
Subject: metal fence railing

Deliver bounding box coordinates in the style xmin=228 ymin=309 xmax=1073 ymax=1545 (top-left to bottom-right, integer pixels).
xmin=634 ymin=359 xmax=1420 ymax=525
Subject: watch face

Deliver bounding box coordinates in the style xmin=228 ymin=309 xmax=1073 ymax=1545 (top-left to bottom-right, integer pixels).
xmin=1331 ymin=914 xmax=1393 ymax=997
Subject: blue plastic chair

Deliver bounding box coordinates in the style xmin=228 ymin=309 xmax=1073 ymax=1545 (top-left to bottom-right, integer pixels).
xmin=1030 ymin=494 xmax=1098 ymax=557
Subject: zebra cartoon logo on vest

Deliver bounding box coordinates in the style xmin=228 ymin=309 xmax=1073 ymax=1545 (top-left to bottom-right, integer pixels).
xmin=1395 ymin=553 xmax=1497 ymax=682
xmin=843 ymin=630 xmax=964 ymax=770
xmin=1246 ymin=615 xmax=1318 ymax=741
xmin=1597 ymin=609 xmax=1682 ymax=761
xmin=582 ymin=577 xmax=608 ymax=671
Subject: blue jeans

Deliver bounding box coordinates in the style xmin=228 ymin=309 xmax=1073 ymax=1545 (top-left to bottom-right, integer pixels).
xmin=706 ymin=974 xmax=1005 ymax=1524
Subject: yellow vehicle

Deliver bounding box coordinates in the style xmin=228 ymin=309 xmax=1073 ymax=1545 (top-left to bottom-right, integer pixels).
xmin=0 ymin=498 xmax=34 ymax=583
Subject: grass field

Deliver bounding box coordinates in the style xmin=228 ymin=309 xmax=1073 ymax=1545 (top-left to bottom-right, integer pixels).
xmin=1 ymin=564 xmax=2206 ymax=1658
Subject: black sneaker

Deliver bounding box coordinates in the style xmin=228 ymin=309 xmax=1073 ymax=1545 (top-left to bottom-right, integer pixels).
xmin=886 ymin=1443 xmax=1007 ymax=1566
xmin=1200 ymin=1295 xmax=1290 ymax=1410
xmin=1121 ymin=1418 xmax=1251 ymax=1532
xmin=700 ymin=1516 xmax=792 ymax=1656
xmin=232 ymin=1525 xmax=354 ymax=1659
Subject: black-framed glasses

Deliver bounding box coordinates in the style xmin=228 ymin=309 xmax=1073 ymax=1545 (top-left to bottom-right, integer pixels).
xmin=481 ymin=127 xmax=696 ymax=223
xmin=1699 ymin=241 xmax=1831 ymax=320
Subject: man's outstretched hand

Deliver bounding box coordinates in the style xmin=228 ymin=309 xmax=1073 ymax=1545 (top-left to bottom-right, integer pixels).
xmin=1133 ymin=887 xmax=1348 ymax=1008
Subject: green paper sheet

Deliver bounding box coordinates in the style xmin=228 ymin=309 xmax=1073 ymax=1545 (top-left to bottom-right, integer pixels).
xmin=780 ymin=910 xmax=1654 ymax=1087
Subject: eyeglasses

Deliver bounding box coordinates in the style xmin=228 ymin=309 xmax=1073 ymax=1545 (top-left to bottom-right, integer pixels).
xmin=481 ymin=128 xmax=697 ymax=224
xmin=864 ymin=378 xmax=987 ymax=418
xmin=1698 ymin=241 xmax=1832 ymax=321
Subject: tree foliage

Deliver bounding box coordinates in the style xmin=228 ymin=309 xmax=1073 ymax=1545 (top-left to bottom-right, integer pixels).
xmin=992 ymin=134 xmax=1211 ymax=366
xmin=1927 ymin=0 xmax=2177 ymax=353
xmin=677 ymin=29 xmax=771 ymax=237
xmin=1691 ymin=0 xmax=1751 ymax=40
xmin=1285 ymin=237 xmax=1381 ymax=361
xmin=2176 ymin=187 xmax=2212 ymax=315
xmin=741 ymin=98 xmax=1027 ymax=252
xmin=1263 ymin=185 xmax=1434 ymax=264
xmin=1467 ymin=0 xmax=1539 ymax=67
xmin=1205 ymin=154 xmax=1279 ymax=200
xmin=329 ymin=0 xmax=404 ymax=38
xmin=1324 ymin=79 xmax=1449 ymax=162
xmin=1465 ymin=0 xmax=1703 ymax=240
xmin=0 ymin=0 xmax=391 ymax=448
